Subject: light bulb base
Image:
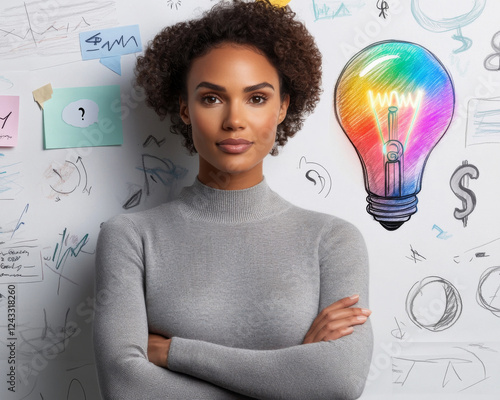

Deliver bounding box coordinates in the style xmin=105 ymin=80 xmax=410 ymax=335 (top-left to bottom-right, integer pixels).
xmin=366 ymin=194 xmax=418 ymax=231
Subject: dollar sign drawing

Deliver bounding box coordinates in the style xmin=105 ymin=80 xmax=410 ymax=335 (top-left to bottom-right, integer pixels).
xmin=449 ymin=160 xmax=479 ymax=227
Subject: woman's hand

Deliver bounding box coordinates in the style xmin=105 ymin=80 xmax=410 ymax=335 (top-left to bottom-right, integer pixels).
xmin=302 ymin=295 xmax=371 ymax=344
xmin=147 ymin=333 xmax=172 ymax=368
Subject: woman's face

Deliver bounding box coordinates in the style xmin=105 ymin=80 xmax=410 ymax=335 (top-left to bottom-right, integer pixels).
xmin=179 ymin=43 xmax=289 ymax=189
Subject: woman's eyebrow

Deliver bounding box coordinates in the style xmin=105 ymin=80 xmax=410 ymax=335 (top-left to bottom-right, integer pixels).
xmin=195 ymin=82 xmax=225 ymax=91
xmin=243 ymin=82 xmax=275 ymax=92
xmin=194 ymin=81 xmax=275 ymax=92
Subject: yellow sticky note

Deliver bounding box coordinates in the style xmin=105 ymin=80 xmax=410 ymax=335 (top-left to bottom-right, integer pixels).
xmin=32 ymin=83 xmax=53 ymax=109
xmin=259 ymin=0 xmax=292 ymax=7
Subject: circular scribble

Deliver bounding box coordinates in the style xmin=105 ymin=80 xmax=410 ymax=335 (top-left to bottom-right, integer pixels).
xmin=406 ymin=276 xmax=462 ymax=332
xmin=477 ymin=266 xmax=500 ymax=317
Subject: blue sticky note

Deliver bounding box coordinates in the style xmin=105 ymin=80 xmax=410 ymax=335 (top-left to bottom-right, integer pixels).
xmin=80 ymin=25 xmax=142 ymax=60
xmin=43 ymin=86 xmax=123 ymax=150
xmin=100 ymin=56 xmax=122 ymax=75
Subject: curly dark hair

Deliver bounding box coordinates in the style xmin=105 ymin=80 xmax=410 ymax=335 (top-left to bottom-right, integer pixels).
xmin=135 ymin=0 xmax=322 ymax=155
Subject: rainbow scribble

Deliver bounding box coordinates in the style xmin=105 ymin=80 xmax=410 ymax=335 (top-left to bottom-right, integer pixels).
xmin=335 ymin=41 xmax=455 ymax=230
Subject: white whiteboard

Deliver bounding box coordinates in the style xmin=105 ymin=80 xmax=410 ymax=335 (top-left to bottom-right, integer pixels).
xmin=1 ymin=0 xmax=500 ymax=398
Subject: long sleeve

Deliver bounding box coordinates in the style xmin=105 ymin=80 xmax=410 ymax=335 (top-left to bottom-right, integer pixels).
xmin=93 ymin=216 xmax=255 ymax=400
xmin=94 ymin=178 xmax=373 ymax=400
xmin=166 ymin=221 xmax=373 ymax=400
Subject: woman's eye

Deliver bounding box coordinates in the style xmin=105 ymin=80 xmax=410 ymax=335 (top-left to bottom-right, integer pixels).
xmin=249 ymin=95 xmax=267 ymax=104
xmin=202 ymin=95 xmax=220 ymax=104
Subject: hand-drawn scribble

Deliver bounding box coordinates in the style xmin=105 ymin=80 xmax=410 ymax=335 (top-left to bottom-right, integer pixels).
xmin=312 ymin=1 xmax=361 ymax=21
xmin=143 ymin=135 xmax=166 ymax=148
xmin=477 ymin=266 xmax=500 ymax=318
xmin=79 ymin=25 xmax=141 ymax=75
xmin=298 ymin=156 xmax=332 ymax=197
xmin=0 ymin=0 xmax=118 ymax=63
xmin=138 ymin=154 xmax=188 ymax=196
xmin=15 ymin=308 xmax=81 ymax=385
xmin=0 ymin=95 xmax=20 ymax=146
xmin=484 ymin=31 xmax=500 ymax=71
xmin=0 ymin=156 xmax=22 ymax=200
xmin=167 ymin=0 xmax=182 ymax=10
xmin=48 ymin=228 xmax=91 ymax=294
xmin=405 ymin=244 xmax=426 ymax=263
xmin=376 ymin=0 xmax=388 ymax=19
xmin=406 ymin=276 xmax=462 ymax=332
xmin=466 ymin=97 xmax=500 ymax=146
xmin=393 ymin=345 xmax=490 ymax=392
xmin=122 ymin=189 xmax=143 ymax=210
xmin=66 ymin=378 xmax=87 ymax=400
xmin=453 ymin=237 xmax=499 ymax=264
xmin=0 ymin=111 xmax=12 ymax=129
xmin=411 ymin=0 xmax=486 ymax=53
xmin=391 ymin=317 xmax=407 ymax=340
xmin=448 ymin=53 xmax=470 ymax=77
xmin=432 ymin=224 xmax=452 ymax=240
xmin=84 ymin=31 xmax=137 ymax=52
xmin=334 ymin=41 xmax=455 ymax=230
xmin=1 ymin=202 xmax=28 ymax=240
xmin=0 ymin=239 xmax=42 ymax=283
xmin=450 ymin=160 xmax=479 ymax=227
xmin=44 ymin=157 xmax=92 ymax=201
xmin=6 ymin=203 xmax=29 ymax=239
xmin=0 ymin=76 xmax=14 ymax=91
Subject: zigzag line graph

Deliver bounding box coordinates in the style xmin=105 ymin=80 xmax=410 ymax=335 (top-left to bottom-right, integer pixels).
xmin=0 ymin=0 xmax=117 ymax=61
xmin=0 ymin=3 xmax=91 ymax=46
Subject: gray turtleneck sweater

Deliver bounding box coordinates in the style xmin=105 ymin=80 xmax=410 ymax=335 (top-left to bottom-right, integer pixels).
xmin=93 ymin=178 xmax=373 ymax=400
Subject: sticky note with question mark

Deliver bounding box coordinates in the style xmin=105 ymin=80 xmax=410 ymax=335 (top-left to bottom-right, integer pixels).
xmin=61 ymin=99 xmax=99 ymax=128
xmin=43 ymin=85 xmax=123 ymax=149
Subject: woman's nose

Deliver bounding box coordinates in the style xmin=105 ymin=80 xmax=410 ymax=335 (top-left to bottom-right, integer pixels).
xmin=222 ymin=102 xmax=246 ymax=131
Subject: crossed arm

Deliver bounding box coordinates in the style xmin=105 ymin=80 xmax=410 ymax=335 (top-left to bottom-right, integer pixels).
xmin=148 ymin=294 xmax=371 ymax=367
xmin=94 ymin=215 xmax=373 ymax=400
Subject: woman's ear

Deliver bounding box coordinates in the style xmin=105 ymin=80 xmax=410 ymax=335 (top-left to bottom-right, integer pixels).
xmin=179 ymin=96 xmax=191 ymax=125
xmin=278 ymin=94 xmax=290 ymax=124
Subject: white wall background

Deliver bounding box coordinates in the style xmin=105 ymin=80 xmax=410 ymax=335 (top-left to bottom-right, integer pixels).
xmin=1 ymin=0 xmax=499 ymax=398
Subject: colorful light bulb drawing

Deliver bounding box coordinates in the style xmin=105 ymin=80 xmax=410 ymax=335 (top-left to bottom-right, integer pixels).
xmin=334 ymin=41 xmax=455 ymax=230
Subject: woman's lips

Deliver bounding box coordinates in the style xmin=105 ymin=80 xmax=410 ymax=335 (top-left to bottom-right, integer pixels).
xmin=217 ymin=138 xmax=253 ymax=154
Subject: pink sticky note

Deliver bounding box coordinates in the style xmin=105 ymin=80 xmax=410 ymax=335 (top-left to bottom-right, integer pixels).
xmin=0 ymin=95 xmax=20 ymax=147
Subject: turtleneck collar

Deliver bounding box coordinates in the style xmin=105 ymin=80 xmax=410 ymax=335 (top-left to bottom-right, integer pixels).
xmin=177 ymin=177 xmax=290 ymax=224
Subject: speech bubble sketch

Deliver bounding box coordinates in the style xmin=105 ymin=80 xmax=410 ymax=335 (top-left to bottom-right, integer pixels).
xmin=61 ymin=99 xmax=99 ymax=128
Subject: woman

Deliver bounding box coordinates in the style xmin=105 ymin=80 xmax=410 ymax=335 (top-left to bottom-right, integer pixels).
xmin=93 ymin=1 xmax=373 ymax=399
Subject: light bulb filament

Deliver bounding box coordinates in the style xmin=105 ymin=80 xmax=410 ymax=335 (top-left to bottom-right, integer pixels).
xmin=368 ymin=90 xmax=423 ymax=109
xmin=368 ymin=90 xmax=424 ymax=150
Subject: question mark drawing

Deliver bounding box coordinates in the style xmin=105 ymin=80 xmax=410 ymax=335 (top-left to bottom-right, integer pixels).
xmin=78 ymin=107 xmax=85 ymax=120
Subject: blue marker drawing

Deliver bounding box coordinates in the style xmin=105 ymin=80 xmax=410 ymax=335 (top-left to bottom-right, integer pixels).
xmin=7 ymin=203 xmax=29 ymax=239
xmin=411 ymin=0 xmax=486 ymax=53
xmin=432 ymin=224 xmax=453 ymax=240
xmin=79 ymin=25 xmax=142 ymax=74
xmin=312 ymin=0 xmax=351 ymax=21
xmin=80 ymin=25 xmax=141 ymax=59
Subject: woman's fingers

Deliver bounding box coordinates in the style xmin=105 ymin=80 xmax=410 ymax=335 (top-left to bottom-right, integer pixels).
xmin=303 ymin=312 xmax=369 ymax=343
xmin=307 ymin=295 xmax=360 ymax=333
xmin=311 ymin=313 xmax=370 ymax=342
xmin=303 ymin=295 xmax=371 ymax=344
